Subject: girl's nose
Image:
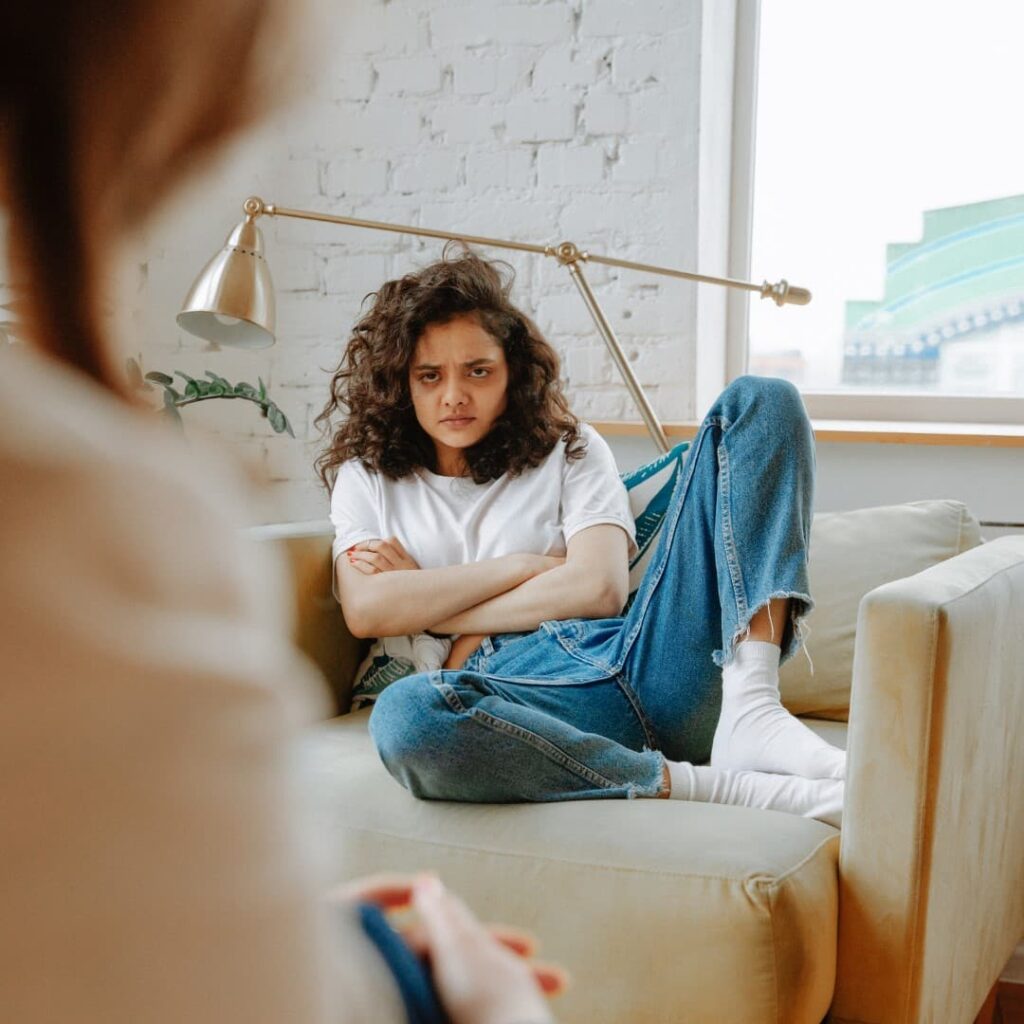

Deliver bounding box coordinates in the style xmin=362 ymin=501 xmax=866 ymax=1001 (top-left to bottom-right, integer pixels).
xmin=443 ymin=380 xmax=468 ymax=407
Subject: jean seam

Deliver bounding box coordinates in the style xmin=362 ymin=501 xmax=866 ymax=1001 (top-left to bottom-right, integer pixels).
xmin=466 ymin=707 xmax=622 ymax=791
xmin=716 ymin=432 xmax=749 ymax=627
xmin=552 ymin=629 xmax=617 ymax=676
xmin=430 ymin=675 xmax=623 ymax=789
xmin=614 ymin=673 xmax=660 ymax=751
xmin=613 ymin=416 xmax=726 ymax=671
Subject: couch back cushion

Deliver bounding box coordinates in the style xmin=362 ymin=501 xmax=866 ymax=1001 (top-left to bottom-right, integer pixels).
xmin=780 ymin=499 xmax=982 ymax=720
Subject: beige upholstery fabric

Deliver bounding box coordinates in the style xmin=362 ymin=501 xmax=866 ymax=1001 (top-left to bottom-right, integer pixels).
xmin=780 ymin=500 xmax=982 ymax=721
xmin=261 ymin=506 xmax=1024 ymax=1024
xmin=833 ymin=535 xmax=1024 ymax=1024
xmin=309 ymin=709 xmax=842 ymax=1024
xmin=247 ymin=521 xmax=366 ymax=713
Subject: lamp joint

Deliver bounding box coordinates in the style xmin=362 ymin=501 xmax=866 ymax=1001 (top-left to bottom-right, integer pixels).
xmin=243 ymin=195 xmax=268 ymax=220
xmin=549 ymin=241 xmax=588 ymax=266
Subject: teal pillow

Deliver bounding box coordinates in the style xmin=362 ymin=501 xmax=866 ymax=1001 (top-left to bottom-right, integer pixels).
xmin=621 ymin=440 xmax=691 ymax=610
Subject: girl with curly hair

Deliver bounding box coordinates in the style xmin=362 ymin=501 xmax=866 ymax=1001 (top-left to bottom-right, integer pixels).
xmin=318 ymin=247 xmax=846 ymax=825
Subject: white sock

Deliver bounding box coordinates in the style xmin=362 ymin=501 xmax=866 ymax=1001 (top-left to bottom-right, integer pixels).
xmin=711 ymin=640 xmax=846 ymax=780
xmin=666 ymin=759 xmax=844 ymax=828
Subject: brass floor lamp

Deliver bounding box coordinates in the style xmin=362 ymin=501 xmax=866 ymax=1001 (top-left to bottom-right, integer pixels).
xmin=177 ymin=195 xmax=811 ymax=454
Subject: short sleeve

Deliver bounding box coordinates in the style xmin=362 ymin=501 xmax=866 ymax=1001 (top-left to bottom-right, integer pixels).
xmin=560 ymin=425 xmax=638 ymax=559
xmin=329 ymin=459 xmax=385 ymax=565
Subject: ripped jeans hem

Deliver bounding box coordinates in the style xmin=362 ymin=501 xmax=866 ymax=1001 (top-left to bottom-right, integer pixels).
xmin=712 ymin=590 xmax=816 ymax=675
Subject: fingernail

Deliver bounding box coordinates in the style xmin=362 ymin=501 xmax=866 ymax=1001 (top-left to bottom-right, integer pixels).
xmin=414 ymin=874 xmax=443 ymax=899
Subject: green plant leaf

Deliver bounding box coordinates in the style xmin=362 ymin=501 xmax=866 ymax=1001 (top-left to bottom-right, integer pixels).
xmin=174 ymin=370 xmax=201 ymax=399
xmin=204 ymin=371 xmax=232 ymax=389
xmin=147 ymin=368 xmax=294 ymax=441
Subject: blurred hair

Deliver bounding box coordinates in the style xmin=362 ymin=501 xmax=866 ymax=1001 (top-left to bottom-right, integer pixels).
xmin=314 ymin=244 xmax=585 ymax=490
xmin=0 ymin=0 xmax=292 ymax=393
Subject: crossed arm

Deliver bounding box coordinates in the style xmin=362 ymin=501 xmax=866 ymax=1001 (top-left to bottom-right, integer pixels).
xmin=334 ymin=524 xmax=631 ymax=642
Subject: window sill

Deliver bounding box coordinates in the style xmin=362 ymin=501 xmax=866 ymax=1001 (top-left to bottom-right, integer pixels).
xmin=591 ymin=420 xmax=1024 ymax=448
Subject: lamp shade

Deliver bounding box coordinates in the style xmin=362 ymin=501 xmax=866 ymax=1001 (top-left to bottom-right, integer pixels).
xmin=177 ymin=218 xmax=275 ymax=348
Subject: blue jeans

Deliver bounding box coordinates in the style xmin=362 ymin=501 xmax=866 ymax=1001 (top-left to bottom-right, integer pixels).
xmin=369 ymin=375 xmax=816 ymax=802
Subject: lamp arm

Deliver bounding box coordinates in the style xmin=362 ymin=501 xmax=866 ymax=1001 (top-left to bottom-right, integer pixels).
xmin=240 ymin=196 xmax=810 ymax=453
xmin=250 ymin=196 xmax=811 ymax=306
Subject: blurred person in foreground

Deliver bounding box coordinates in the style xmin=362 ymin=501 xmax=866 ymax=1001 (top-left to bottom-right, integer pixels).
xmin=0 ymin=2 xmax=566 ymax=1021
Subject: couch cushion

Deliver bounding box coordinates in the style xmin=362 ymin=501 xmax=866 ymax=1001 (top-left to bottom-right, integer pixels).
xmin=780 ymin=499 xmax=981 ymax=720
xmin=307 ymin=709 xmax=841 ymax=1024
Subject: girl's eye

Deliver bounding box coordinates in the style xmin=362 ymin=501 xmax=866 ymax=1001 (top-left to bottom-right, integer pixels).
xmin=469 ymin=368 xmax=490 ymax=378
xmin=418 ymin=373 xmax=439 ymax=383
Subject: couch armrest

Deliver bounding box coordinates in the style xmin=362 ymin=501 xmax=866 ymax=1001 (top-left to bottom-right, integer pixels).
xmin=246 ymin=522 xmax=367 ymax=715
xmin=832 ymin=536 xmax=1024 ymax=1024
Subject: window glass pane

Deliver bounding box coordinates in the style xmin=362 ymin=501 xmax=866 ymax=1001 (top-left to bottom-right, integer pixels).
xmin=749 ymin=1 xmax=1024 ymax=396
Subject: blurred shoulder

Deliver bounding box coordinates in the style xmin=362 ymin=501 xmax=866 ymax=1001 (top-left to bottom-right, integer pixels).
xmin=0 ymin=344 xmax=284 ymax=627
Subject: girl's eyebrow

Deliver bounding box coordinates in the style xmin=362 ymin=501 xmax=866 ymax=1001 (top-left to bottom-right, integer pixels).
xmin=413 ymin=358 xmax=498 ymax=371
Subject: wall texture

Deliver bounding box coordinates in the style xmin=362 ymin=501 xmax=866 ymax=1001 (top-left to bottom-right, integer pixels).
xmin=107 ymin=0 xmax=708 ymax=522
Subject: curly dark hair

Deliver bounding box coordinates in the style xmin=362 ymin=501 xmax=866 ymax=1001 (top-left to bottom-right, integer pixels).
xmin=314 ymin=244 xmax=586 ymax=491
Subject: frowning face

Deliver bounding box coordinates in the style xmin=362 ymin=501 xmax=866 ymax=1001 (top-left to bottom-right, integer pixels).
xmin=408 ymin=313 xmax=509 ymax=477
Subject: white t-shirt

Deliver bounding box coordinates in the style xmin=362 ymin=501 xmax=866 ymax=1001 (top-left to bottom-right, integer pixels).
xmin=329 ymin=423 xmax=637 ymax=671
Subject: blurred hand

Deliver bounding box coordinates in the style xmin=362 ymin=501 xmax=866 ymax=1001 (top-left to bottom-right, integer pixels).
xmin=333 ymin=873 xmax=568 ymax=1024
xmin=348 ymin=537 xmax=420 ymax=575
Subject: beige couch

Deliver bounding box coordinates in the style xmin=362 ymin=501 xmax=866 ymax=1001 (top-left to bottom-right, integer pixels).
xmin=252 ymin=500 xmax=1024 ymax=1024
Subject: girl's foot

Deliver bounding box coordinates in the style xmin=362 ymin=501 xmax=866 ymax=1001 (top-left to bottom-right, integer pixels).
xmin=710 ymin=640 xmax=846 ymax=780
xmin=665 ymin=759 xmax=844 ymax=828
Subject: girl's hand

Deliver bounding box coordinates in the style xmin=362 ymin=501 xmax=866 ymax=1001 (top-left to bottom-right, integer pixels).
xmin=444 ymin=633 xmax=488 ymax=669
xmin=347 ymin=536 xmax=420 ymax=575
xmin=332 ymin=873 xmax=567 ymax=1024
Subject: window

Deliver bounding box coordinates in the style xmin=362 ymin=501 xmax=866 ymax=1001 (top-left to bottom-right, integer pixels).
xmin=745 ymin=1 xmax=1024 ymax=418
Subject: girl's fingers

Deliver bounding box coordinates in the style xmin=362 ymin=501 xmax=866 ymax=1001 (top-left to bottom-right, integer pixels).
xmin=348 ymin=558 xmax=378 ymax=575
xmin=387 ymin=536 xmax=419 ymax=568
xmin=338 ymin=875 xmax=573 ymax=1002
xmin=399 ymin=921 xmax=537 ymax=960
xmin=329 ymin=873 xmax=417 ymax=909
xmin=351 ymin=540 xmax=395 ymax=565
xmin=532 ymin=961 xmax=571 ymax=996
xmin=485 ymin=925 xmax=536 ymax=957
xmin=349 ymin=550 xmax=389 ymax=573
xmin=396 ymin=925 xmax=570 ymax=998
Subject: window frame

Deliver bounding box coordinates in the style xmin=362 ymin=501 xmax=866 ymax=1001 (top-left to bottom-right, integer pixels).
xmin=728 ymin=0 xmax=1024 ymax=427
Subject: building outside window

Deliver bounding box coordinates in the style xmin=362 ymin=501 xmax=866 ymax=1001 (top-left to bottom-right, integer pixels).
xmin=747 ymin=0 xmax=1024 ymax=401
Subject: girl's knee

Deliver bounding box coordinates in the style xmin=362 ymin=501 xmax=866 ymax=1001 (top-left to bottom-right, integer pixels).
xmin=368 ymin=675 xmax=457 ymax=799
xmin=727 ymin=374 xmax=802 ymax=413
xmin=369 ymin=678 xmax=434 ymax=767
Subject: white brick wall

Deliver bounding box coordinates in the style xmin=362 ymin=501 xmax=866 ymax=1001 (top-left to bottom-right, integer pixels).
xmin=5 ymin=0 xmax=723 ymax=523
